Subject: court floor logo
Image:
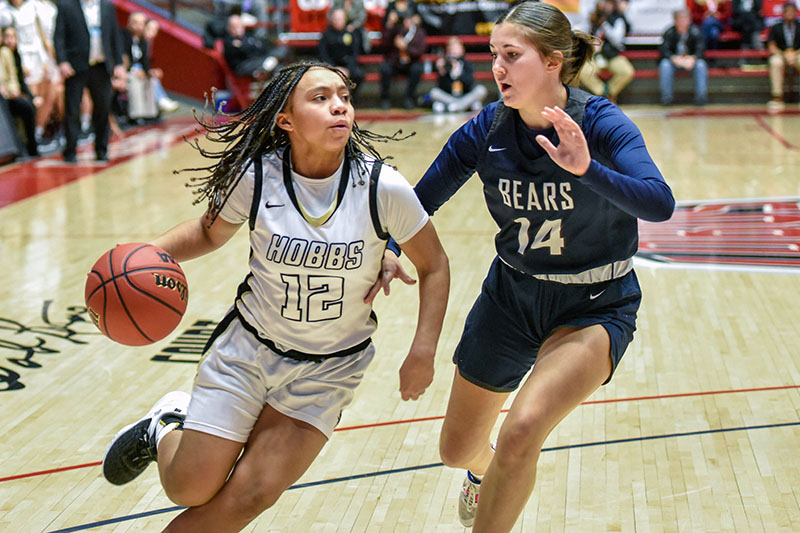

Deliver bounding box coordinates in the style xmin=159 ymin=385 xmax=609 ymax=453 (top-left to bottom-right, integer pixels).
xmin=0 ymin=301 xmax=99 ymax=391
xmin=151 ymin=320 xmax=218 ymax=364
xmin=637 ymin=197 xmax=800 ymax=272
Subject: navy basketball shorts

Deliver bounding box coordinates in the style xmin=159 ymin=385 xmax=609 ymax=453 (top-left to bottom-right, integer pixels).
xmin=452 ymin=257 xmax=642 ymax=392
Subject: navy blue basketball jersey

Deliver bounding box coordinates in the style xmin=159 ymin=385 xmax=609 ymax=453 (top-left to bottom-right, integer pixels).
xmin=416 ymin=86 xmax=674 ymax=281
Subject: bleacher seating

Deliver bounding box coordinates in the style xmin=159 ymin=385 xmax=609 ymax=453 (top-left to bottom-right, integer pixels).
xmin=236 ymin=30 xmax=774 ymax=108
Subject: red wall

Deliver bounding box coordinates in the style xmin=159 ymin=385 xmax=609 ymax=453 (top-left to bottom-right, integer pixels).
xmin=112 ymin=0 xmax=226 ymax=102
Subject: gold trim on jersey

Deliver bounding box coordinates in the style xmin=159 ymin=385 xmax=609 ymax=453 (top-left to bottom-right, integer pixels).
xmin=295 ymin=192 xmax=340 ymax=227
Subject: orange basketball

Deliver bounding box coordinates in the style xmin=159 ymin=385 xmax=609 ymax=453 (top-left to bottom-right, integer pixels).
xmin=85 ymin=243 xmax=189 ymax=346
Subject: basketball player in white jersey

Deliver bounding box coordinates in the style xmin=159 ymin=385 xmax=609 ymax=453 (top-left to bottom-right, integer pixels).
xmin=101 ymin=61 xmax=450 ymax=532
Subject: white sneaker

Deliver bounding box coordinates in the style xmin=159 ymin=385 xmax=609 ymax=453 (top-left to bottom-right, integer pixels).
xmin=102 ymin=391 xmax=190 ymax=485
xmin=158 ymin=98 xmax=179 ymax=113
xmin=767 ymin=99 xmax=785 ymax=113
xmin=432 ymin=101 xmax=446 ymax=113
xmin=262 ymin=56 xmax=279 ymax=73
xmin=458 ymin=470 xmax=482 ymax=527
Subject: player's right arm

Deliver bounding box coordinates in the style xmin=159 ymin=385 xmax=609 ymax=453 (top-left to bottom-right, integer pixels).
xmin=151 ymin=211 xmax=243 ymax=263
xmin=364 ymin=105 xmax=494 ymax=302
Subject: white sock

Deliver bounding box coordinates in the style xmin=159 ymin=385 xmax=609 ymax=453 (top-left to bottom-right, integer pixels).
xmin=154 ymin=419 xmax=182 ymax=448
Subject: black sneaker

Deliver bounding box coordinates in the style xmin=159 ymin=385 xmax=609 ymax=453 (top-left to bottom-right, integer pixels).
xmin=102 ymin=391 xmax=189 ymax=485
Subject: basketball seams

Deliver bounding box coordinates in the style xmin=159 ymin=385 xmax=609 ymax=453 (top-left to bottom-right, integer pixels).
xmin=85 ymin=270 xmax=106 ymax=307
xmin=122 ymin=247 xmax=187 ymax=316
xmin=109 ymin=245 xmax=154 ymax=344
xmin=121 ymin=273 xmax=187 ymax=316
xmin=85 ymin=243 xmax=188 ymax=346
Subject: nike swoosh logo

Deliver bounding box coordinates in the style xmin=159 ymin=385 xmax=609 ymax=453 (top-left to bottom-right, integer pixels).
xmin=589 ymin=290 xmax=606 ymax=300
xmin=488 ymin=146 xmax=507 ymax=152
xmin=265 ymin=202 xmax=285 ymax=209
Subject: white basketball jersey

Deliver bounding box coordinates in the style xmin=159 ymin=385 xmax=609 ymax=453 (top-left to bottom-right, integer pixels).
xmin=226 ymin=150 xmax=394 ymax=355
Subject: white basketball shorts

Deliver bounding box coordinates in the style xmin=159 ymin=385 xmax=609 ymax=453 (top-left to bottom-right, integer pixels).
xmin=184 ymin=318 xmax=375 ymax=442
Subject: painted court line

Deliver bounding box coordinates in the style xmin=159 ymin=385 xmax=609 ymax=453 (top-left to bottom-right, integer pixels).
xmin=47 ymin=420 xmax=800 ymax=532
xmin=3 ymin=383 xmax=799 ymax=484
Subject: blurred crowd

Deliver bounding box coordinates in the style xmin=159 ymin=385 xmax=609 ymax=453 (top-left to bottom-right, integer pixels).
xmin=0 ymin=0 xmax=179 ymax=165
xmin=2 ymin=0 xmax=796 ymax=167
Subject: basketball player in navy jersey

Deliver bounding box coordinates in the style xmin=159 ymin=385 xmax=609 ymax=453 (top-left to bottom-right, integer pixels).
xmin=369 ymin=2 xmax=675 ymax=530
xmin=101 ymin=61 xmax=449 ymax=532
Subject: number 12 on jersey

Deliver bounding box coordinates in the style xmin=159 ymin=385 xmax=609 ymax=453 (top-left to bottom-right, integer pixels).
xmin=514 ymin=217 xmax=564 ymax=255
xmin=280 ymin=274 xmax=344 ymax=322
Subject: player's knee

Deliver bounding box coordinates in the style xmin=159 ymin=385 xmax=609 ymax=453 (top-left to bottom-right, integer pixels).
xmin=496 ymin=416 xmax=547 ymax=465
xmin=163 ymin=479 xmax=217 ymax=508
xmin=439 ymin=434 xmax=475 ymax=469
xmin=236 ymin=480 xmax=283 ymax=518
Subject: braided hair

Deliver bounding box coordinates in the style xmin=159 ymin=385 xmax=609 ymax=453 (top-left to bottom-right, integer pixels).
xmin=181 ymin=60 xmax=411 ymax=223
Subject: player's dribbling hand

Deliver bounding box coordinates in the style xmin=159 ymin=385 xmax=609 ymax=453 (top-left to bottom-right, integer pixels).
xmin=363 ymin=249 xmax=417 ymax=304
xmin=398 ymin=349 xmax=434 ymax=401
xmin=536 ymin=106 xmax=591 ymax=176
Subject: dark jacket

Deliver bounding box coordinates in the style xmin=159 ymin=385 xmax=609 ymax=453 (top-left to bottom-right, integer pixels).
xmin=733 ymin=0 xmax=762 ymax=17
xmin=436 ymin=57 xmax=476 ymax=94
xmin=382 ymin=22 xmax=426 ymax=65
xmin=10 ymin=47 xmax=33 ymax=99
xmin=318 ymin=27 xmax=360 ymax=67
xmin=222 ymin=31 xmax=268 ymax=72
xmin=660 ymin=24 xmax=706 ymax=59
xmin=768 ymin=21 xmax=800 ymax=50
xmin=54 ymin=0 xmax=123 ymax=75
xmin=121 ymin=29 xmax=150 ymax=72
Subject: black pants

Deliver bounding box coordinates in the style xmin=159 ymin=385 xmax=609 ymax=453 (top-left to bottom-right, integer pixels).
xmin=64 ymin=63 xmax=112 ymax=159
xmin=379 ymin=60 xmax=424 ymax=101
xmin=6 ymin=96 xmax=38 ymax=156
xmin=0 ymin=95 xmax=22 ymax=160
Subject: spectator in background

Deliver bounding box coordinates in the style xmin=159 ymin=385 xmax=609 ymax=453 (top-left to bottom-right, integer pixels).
xmin=579 ymin=0 xmax=634 ymax=103
xmin=144 ymin=18 xmax=160 ymax=45
xmin=1 ymin=25 xmax=38 ymax=156
xmin=689 ymin=0 xmax=733 ymax=50
xmin=121 ymin=11 xmax=158 ymax=121
xmin=659 ymin=9 xmax=709 ymax=106
xmin=332 ymin=0 xmax=371 ymax=53
xmin=222 ymin=13 xmax=287 ymax=79
xmin=379 ymin=11 xmax=426 ymax=109
xmin=732 ymin=0 xmax=764 ymax=50
xmin=319 ymin=7 xmax=365 ymax=102
xmin=54 ymin=0 xmax=126 ymax=163
xmin=202 ymin=8 xmax=229 ymax=49
xmin=425 ymin=35 xmax=487 ymax=113
xmin=383 ymin=0 xmax=418 ymax=29
xmin=766 ymin=1 xmax=800 ymax=111
xmin=142 ymin=18 xmax=178 ymax=114
xmin=5 ymin=0 xmax=60 ymax=147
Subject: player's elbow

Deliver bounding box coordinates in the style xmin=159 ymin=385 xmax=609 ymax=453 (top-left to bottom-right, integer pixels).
xmin=647 ymin=194 xmax=676 ymax=222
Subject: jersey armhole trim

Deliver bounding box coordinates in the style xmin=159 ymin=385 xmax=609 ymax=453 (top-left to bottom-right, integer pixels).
xmin=248 ymin=155 xmax=263 ymax=231
xmin=368 ymin=161 xmax=390 ymax=241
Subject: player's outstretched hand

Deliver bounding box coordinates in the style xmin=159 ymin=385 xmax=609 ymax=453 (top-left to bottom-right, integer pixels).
xmin=364 ymin=249 xmax=417 ymax=304
xmin=536 ymin=106 xmax=591 ymax=176
xmin=398 ymin=349 xmax=434 ymax=401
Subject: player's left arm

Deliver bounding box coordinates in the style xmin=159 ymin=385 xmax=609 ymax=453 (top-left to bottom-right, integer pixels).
xmin=537 ymin=99 xmax=675 ymax=222
xmin=151 ymin=211 xmax=243 ymax=263
xmin=396 ymin=221 xmax=450 ymax=401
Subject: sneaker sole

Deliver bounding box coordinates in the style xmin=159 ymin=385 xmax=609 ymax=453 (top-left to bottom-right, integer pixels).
xmin=102 ymin=391 xmax=190 ymax=485
xmin=102 ymin=419 xmax=153 ymax=485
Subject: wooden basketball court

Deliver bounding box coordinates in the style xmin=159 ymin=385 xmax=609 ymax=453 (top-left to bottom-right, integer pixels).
xmin=1 ymin=105 xmax=800 ymax=532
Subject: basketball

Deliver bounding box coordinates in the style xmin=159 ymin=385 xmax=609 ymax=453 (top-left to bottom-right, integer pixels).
xmin=85 ymin=243 xmax=189 ymax=346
